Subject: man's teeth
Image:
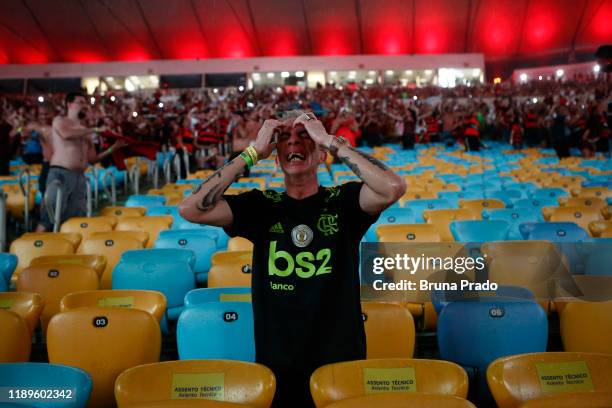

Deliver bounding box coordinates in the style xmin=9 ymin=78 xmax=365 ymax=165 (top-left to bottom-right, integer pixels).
xmin=288 ymin=153 xmax=305 ymax=161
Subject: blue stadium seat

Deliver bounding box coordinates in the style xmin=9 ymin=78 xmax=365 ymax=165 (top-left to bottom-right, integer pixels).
xmin=580 ymin=240 xmax=612 ymax=276
xmin=482 ymin=208 xmax=543 ymax=240
xmin=364 ymin=207 xmax=415 ymax=242
xmin=171 ymin=219 xmax=229 ymax=249
xmin=154 ymin=230 xmax=217 ymax=284
xmin=504 ymin=182 xmax=537 ymax=195
xmin=485 ymin=190 xmax=522 ymax=206
xmin=431 ymin=285 xmax=534 ymax=314
xmin=530 ymin=188 xmax=568 ymax=200
xmin=184 ymin=287 xmax=252 ymax=307
xmin=437 ymin=191 xmax=484 ymax=207
xmin=0 ymin=362 xmax=92 ymax=407
xmin=403 ymin=199 xmax=453 ymax=222
xmin=519 ymin=222 xmax=589 ymax=241
xmin=449 ymin=220 xmax=510 ymax=242
xmin=145 ymin=205 xmax=180 ymax=217
xmin=0 ymin=253 xmax=17 ymax=289
xmin=512 ymin=198 xmax=558 ymax=210
xmin=113 ymin=260 xmax=195 ymax=322
xmin=120 ymin=248 xmax=196 ymax=271
xmin=177 ymin=302 xmax=255 ymax=361
xmin=125 ymin=195 xmax=167 ymax=208
xmin=438 ymin=299 xmax=547 ymax=403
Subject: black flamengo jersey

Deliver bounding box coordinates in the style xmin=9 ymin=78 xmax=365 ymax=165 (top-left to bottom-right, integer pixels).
xmin=223 ymin=182 xmax=378 ymax=404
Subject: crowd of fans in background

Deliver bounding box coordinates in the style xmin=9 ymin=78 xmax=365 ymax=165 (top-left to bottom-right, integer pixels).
xmin=1 ymin=75 xmax=611 ymax=178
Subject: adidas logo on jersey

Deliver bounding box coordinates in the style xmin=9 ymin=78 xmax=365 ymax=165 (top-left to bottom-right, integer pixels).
xmin=269 ymin=222 xmax=284 ymax=233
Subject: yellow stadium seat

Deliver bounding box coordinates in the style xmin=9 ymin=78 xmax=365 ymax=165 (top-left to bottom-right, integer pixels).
xmin=310 ymin=358 xmax=468 ymax=408
xmin=0 ymin=292 xmax=44 ymax=334
xmin=399 ymin=191 xmax=438 ymax=206
xmin=10 ymin=234 xmax=75 ymax=277
xmin=326 ymin=394 xmax=476 ymax=408
xmin=115 ymin=216 xmax=173 ymax=248
xmin=208 ymin=260 xmax=253 ymax=288
xmin=161 ymin=184 xmax=193 ymax=196
xmin=361 ymin=302 xmax=415 ymax=358
xmin=459 ymin=198 xmax=505 ymax=212
xmin=125 ymin=400 xmax=246 ymax=408
xmin=602 ymin=206 xmax=611 ymax=220
xmin=78 ymin=234 xmax=144 ymax=289
xmin=211 ymin=251 xmax=253 ymax=266
xmin=3 ymin=184 xmax=36 ymax=219
xmin=30 ymin=254 xmax=107 ymax=279
xmin=100 ymin=206 xmax=147 ymax=218
xmin=588 ymin=220 xmax=612 ymax=237
xmin=571 ymin=187 xmax=611 ymax=199
xmin=60 ymin=216 xmax=115 ymax=241
xmin=376 ymin=224 xmax=441 ymax=242
xmin=560 ymin=301 xmax=612 ymax=354
xmin=481 ymin=241 xmax=568 ymax=312
xmin=21 ymin=232 xmax=82 ymax=248
xmin=424 ymin=209 xmax=480 ymax=241
xmin=90 ymin=230 xmax=149 ymax=247
xmin=48 ymin=307 xmax=160 ymax=408
xmin=557 ymin=197 xmax=607 ymax=211
xmin=115 ymin=360 xmax=275 ymax=408
xmin=426 ymin=183 xmax=461 ymax=193
xmin=487 ymin=352 xmax=612 ymax=408
xmin=518 ymin=392 xmax=612 ymax=408
xmin=241 ymin=177 xmax=267 ymax=190
xmin=165 ymin=194 xmax=183 ymax=206
xmin=549 ymin=206 xmax=603 ymax=234
xmin=61 ymin=290 xmax=166 ymax=322
xmin=0 ymin=310 xmax=31 ymax=362
xmin=16 ymin=264 xmax=99 ymax=332
xmin=227 ymin=237 xmax=254 ymax=251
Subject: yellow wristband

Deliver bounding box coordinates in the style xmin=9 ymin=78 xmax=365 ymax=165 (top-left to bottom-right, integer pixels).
xmin=245 ymin=146 xmax=258 ymax=166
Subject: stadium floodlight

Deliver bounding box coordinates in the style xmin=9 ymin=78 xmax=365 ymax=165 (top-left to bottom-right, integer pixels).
xmin=405 ymin=70 xmax=413 ymax=75
xmin=538 ymin=75 xmax=543 ymax=80
xmin=424 ymin=70 xmax=433 ymax=75
xmin=532 ymin=98 xmax=538 ymax=103
xmin=329 ymin=71 xmax=337 ymax=76
xmin=594 ymin=64 xmax=600 ymax=73
xmin=348 ymin=71 xmax=356 ymax=79
xmin=385 ymin=70 xmax=394 ymax=76
xmin=252 ymin=73 xmax=261 ymax=81
xmin=556 ymin=69 xmax=564 ymax=77
xmin=295 ymin=71 xmax=305 ymax=78
xmin=132 ymin=111 xmax=138 ymax=118
xmin=365 ymin=78 xmax=375 ymax=84
xmin=368 ymin=70 xmax=377 ymax=76
xmin=213 ymin=88 xmax=218 ymax=94
xmin=519 ymin=73 xmax=528 ymax=82
xmin=281 ymin=71 xmax=290 ymax=78
xmin=238 ymin=85 xmax=245 ymax=91
xmin=267 ymin=72 xmax=275 ymax=79
xmin=37 ymin=96 xmax=44 ymax=103
xmin=472 ymin=68 xmax=480 ymax=76
xmin=493 ymin=77 xmax=502 ymax=84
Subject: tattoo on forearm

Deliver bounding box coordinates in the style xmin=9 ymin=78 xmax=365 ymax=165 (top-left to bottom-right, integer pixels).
xmin=339 ymin=155 xmax=362 ymax=177
xmin=351 ymin=147 xmax=390 ymax=171
xmin=191 ymin=157 xmax=243 ymax=212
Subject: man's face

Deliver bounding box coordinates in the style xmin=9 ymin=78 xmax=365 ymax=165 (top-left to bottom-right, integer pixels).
xmin=68 ymin=96 xmax=87 ymax=116
xmin=276 ymin=122 xmax=324 ymax=176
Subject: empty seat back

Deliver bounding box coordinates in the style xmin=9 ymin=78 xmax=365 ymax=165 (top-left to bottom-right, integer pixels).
xmin=376 ymin=224 xmax=441 ymax=242
xmin=0 ymin=310 xmax=31 ymax=362
xmin=30 ymin=254 xmax=107 ymax=278
xmin=10 ymin=234 xmax=74 ymax=276
xmin=487 ymin=352 xmax=612 ymax=408
xmin=361 ymin=302 xmax=415 ymax=358
xmin=115 ymin=360 xmax=275 ymax=408
xmin=177 ymin=302 xmax=255 ymax=361
xmin=184 ymin=287 xmax=252 ymax=307
xmin=0 ymin=291 xmax=44 ymax=333
xmin=450 ymin=220 xmax=510 ymax=242
xmin=560 ymin=301 xmax=612 ymax=354
xmin=326 ymin=394 xmax=476 ymax=408
xmin=47 ymin=307 xmax=161 ymax=408
xmin=154 ymin=230 xmax=216 ymax=284
xmin=310 ymin=358 xmax=468 ymax=408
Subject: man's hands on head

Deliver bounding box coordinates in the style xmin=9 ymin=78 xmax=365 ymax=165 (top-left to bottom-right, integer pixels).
xmin=293 ymin=112 xmax=334 ymax=149
xmin=252 ymin=119 xmax=280 ymax=159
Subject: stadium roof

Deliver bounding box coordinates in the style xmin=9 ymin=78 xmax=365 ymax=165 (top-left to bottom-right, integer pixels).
xmin=0 ymin=0 xmax=610 ymax=65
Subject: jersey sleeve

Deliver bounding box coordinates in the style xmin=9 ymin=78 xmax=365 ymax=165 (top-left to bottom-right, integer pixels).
xmin=338 ymin=182 xmax=380 ymax=238
xmin=222 ymin=189 xmax=265 ymax=242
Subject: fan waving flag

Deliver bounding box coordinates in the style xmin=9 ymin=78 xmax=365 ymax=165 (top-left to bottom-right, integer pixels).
xmin=99 ymin=131 xmax=160 ymax=170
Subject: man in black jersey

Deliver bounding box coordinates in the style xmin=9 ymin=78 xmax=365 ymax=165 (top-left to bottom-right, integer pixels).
xmin=179 ymin=112 xmax=406 ymax=407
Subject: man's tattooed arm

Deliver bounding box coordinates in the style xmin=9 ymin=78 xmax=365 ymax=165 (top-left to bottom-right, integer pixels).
xmin=334 ymin=143 xmax=406 ymax=211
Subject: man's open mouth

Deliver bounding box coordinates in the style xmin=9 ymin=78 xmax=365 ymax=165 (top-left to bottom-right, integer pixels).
xmin=287 ymin=152 xmax=305 ymax=162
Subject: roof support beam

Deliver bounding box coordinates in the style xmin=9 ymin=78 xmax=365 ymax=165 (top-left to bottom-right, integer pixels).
xmin=300 ymin=0 xmax=314 ymax=55
xmin=189 ymin=0 xmax=210 ymax=57
xmin=514 ymin=0 xmax=530 ymax=56
xmin=135 ymin=0 xmax=164 ymax=59
xmin=244 ymin=0 xmax=263 ymax=56
xmin=78 ymin=0 xmax=112 ymax=59
xmin=21 ymin=0 xmax=62 ymax=61
xmin=354 ymin=0 xmax=364 ymax=54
